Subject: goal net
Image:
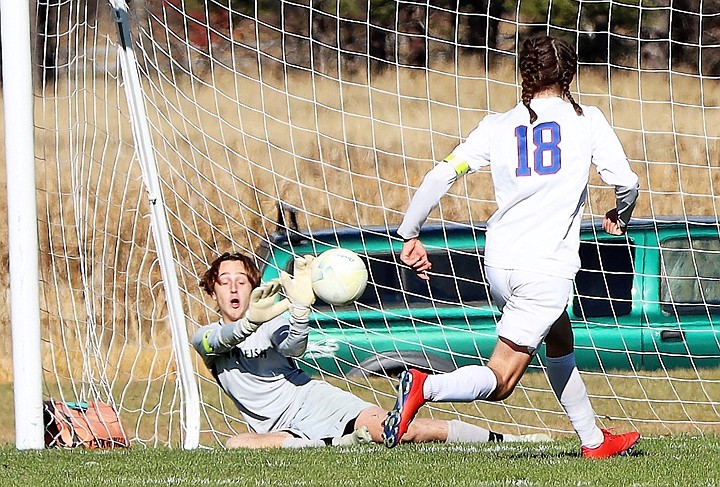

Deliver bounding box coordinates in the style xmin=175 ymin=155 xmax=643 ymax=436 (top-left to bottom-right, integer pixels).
xmin=9 ymin=0 xmax=720 ymax=447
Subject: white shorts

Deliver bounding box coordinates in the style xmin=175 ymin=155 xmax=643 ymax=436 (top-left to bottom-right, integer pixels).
xmin=486 ymin=266 xmax=572 ymax=353
xmin=279 ymin=380 xmax=373 ymax=440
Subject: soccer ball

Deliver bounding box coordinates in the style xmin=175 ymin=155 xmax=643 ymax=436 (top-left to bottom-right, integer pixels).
xmin=311 ymin=248 xmax=369 ymax=306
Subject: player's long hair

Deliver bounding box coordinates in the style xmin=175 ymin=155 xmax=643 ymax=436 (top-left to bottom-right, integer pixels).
xmin=519 ymin=35 xmax=583 ymax=123
xmin=199 ymin=251 xmax=262 ymax=295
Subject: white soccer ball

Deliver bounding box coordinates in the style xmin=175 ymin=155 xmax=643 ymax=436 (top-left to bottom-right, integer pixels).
xmin=311 ymin=248 xmax=368 ymax=306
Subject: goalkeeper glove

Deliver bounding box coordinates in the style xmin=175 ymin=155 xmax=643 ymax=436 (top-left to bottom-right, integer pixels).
xmin=235 ymin=280 xmax=288 ymax=337
xmin=280 ymin=255 xmax=316 ymax=323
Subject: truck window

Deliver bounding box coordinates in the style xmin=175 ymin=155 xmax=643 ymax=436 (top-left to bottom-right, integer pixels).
xmin=572 ymin=239 xmax=635 ymax=319
xmin=660 ymin=236 xmax=720 ymax=314
xmin=309 ymin=249 xmax=491 ymax=309
xmin=400 ymin=249 xmax=491 ymax=307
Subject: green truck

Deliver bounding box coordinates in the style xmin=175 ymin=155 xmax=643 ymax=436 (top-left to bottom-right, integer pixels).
xmin=259 ymin=217 xmax=720 ymax=376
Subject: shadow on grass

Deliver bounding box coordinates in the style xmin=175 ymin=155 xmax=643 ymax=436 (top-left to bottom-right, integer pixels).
xmin=484 ymin=444 xmax=644 ymax=460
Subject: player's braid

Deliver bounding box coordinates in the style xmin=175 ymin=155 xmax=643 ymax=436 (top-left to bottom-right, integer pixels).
xmin=563 ymin=86 xmax=583 ymax=116
xmin=554 ymin=38 xmax=584 ymax=117
xmin=519 ymin=37 xmax=542 ymax=123
xmin=519 ymin=35 xmax=582 ymax=123
xmin=521 ymin=89 xmax=538 ymax=124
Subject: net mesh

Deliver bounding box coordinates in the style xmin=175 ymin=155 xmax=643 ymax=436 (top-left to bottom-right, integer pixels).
xmin=7 ymin=0 xmax=719 ymax=446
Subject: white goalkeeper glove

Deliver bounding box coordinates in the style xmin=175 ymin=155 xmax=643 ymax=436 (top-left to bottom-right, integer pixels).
xmin=280 ymin=255 xmax=316 ymax=323
xmin=235 ymin=280 xmax=288 ymax=337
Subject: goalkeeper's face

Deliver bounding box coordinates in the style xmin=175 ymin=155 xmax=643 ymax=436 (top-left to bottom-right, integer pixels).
xmin=212 ymin=260 xmax=254 ymax=323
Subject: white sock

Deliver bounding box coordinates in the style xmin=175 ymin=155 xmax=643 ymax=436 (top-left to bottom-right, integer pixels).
xmin=425 ymin=365 xmax=498 ymax=402
xmin=282 ymin=437 xmax=325 ymax=449
xmin=545 ymin=352 xmax=604 ymax=448
xmin=446 ymin=420 xmax=491 ymax=443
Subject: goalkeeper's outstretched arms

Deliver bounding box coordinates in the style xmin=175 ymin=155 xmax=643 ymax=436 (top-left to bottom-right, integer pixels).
xmin=275 ymin=255 xmax=316 ymax=357
xmin=192 ymin=280 xmax=288 ymax=363
xmin=192 ymin=251 xmax=288 ymax=365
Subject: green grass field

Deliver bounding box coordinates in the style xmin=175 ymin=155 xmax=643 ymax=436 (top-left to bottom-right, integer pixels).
xmin=1 ymin=436 xmax=718 ymax=487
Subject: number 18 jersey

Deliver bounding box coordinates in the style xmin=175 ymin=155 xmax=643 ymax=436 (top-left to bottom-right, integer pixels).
xmin=451 ymin=97 xmax=638 ymax=279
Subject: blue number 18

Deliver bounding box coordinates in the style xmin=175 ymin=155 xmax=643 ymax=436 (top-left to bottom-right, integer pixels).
xmin=515 ymin=121 xmax=561 ymax=177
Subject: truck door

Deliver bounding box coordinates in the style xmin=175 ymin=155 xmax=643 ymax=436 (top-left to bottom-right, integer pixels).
xmin=568 ymin=232 xmax=643 ymax=371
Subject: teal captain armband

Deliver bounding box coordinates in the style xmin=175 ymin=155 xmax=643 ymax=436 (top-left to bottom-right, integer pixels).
xmin=443 ymin=154 xmax=470 ymax=176
xmin=201 ymin=330 xmax=214 ymax=354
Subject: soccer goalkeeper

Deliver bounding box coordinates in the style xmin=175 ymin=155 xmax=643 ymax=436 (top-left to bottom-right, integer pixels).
xmin=191 ymin=251 xmax=551 ymax=448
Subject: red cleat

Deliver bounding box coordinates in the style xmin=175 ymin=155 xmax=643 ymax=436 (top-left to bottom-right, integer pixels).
xmin=382 ymin=369 xmax=428 ymax=448
xmin=581 ymin=429 xmax=640 ymax=459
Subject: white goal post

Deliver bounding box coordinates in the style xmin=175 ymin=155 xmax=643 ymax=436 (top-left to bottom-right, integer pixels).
xmin=2 ymin=0 xmax=44 ymax=450
xmin=4 ymin=0 xmax=720 ymax=448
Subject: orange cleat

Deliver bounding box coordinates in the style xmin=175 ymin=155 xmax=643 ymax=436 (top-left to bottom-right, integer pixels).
xmin=581 ymin=429 xmax=640 ymax=459
xmin=382 ymin=369 xmax=428 ymax=448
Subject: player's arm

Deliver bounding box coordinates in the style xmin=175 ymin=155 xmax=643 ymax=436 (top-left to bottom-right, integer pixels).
xmin=398 ymin=118 xmax=490 ymax=275
xmin=269 ymin=319 xmax=307 ymax=358
xmin=601 ymin=171 xmax=639 ymax=235
xmin=397 ymin=159 xmax=464 ymax=279
xmin=191 ymin=281 xmax=288 ymax=363
xmin=276 ymin=256 xmax=316 ymax=357
xmin=588 ymin=107 xmax=640 ymax=234
xmin=603 ymin=183 xmax=639 ymax=235
xmin=397 ymin=159 xmax=463 ymax=242
xmin=191 ymin=322 xmax=245 ymax=366
xmin=191 ymin=323 xmax=226 ymax=366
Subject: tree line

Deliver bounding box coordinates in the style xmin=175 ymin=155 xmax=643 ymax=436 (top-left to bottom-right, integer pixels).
xmin=28 ymin=0 xmax=720 ymax=84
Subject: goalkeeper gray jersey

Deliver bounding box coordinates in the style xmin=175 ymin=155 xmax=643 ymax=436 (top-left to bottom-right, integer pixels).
xmin=191 ymin=316 xmax=313 ymax=434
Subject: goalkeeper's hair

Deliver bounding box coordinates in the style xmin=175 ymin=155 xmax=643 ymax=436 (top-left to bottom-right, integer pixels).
xmin=199 ymin=251 xmax=262 ymax=295
xmin=520 ymin=35 xmax=582 ymax=123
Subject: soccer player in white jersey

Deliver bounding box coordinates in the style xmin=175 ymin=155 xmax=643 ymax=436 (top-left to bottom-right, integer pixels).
xmin=192 ymin=251 xmax=551 ymax=448
xmin=383 ymin=35 xmax=641 ymax=459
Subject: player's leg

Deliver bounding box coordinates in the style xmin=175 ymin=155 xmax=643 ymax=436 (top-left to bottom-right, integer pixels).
xmin=544 ymin=311 xmax=603 ymax=448
xmin=356 ymin=405 xmax=458 ymax=445
xmin=361 ymin=403 xmax=466 ymax=445
xmin=484 ymin=267 xmax=575 ymax=401
xmin=383 ymin=345 xmax=532 ymax=447
xmin=279 ymin=380 xmax=375 ymax=446
xmin=469 ymin=266 xmax=561 ymax=400
xmin=226 ymin=431 xmax=300 ymax=449
xmin=405 ymin=418 xmax=551 ymax=444
xmin=382 ymin=315 xmax=530 ymax=445
xmin=446 ymin=420 xmax=552 ymax=443
xmin=418 ymin=338 xmax=533 ymax=403
xmin=544 ymin=312 xmax=640 ymax=457
xmin=228 ymin=429 xmax=372 ymax=449
xmin=377 ymin=400 xmax=550 ymax=445
xmin=354 ymin=405 xmax=387 ymax=443
xmin=485 ymin=338 xmax=535 ymax=400
xmin=383 ymin=268 xmax=564 ymax=447
xmin=497 ymin=270 xmax=637 ymax=455
xmin=394 ymin=267 xmax=557 ymax=404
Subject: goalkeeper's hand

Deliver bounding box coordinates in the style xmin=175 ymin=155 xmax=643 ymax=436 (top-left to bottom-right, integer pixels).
xmin=280 ymin=255 xmax=316 ymax=323
xmin=236 ymin=280 xmax=288 ymax=336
